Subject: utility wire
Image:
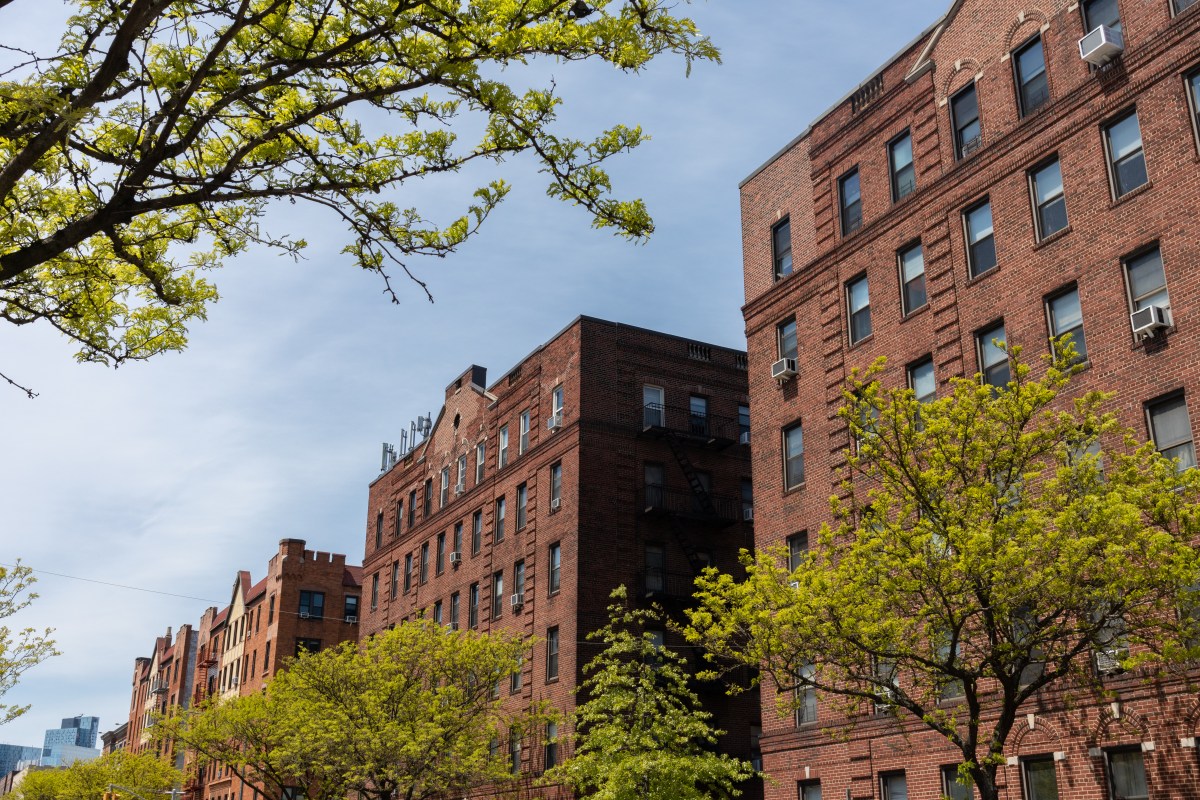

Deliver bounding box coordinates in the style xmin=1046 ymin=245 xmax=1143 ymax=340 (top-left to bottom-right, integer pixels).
xmin=2 ymin=562 xmax=224 ymax=604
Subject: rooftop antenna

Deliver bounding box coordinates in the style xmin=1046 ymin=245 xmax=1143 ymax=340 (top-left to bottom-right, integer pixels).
xmin=380 ymin=442 xmax=396 ymax=472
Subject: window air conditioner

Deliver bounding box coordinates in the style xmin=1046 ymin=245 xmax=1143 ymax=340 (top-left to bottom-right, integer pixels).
xmin=788 ymin=580 xmax=800 ymax=589
xmin=551 ymin=497 xmax=561 ymax=511
xmin=455 ymin=482 xmax=465 ymax=495
xmin=449 ymin=551 xmax=462 ymax=565
xmin=1130 ymin=305 xmax=1169 ymax=337
xmin=739 ymin=431 xmax=751 ymax=445
xmin=874 ymin=687 xmax=896 ymax=714
xmin=1095 ymin=648 xmax=1126 ymax=676
xmin=510 ymin=592 xmax=525 ymax=610
xmin=448 ymin=622 xmax=460 ymax=631
xmin=299 ymin=611 xmax=310 ymax=620
xmin=743 ymin=507 xmax=754 ymax=522
xmin=547 ymin=412 xmax=563 ymax=431
xmin=771 ymin=358 xmax=798 ymax=380
xmin=345 ymin=615 xmax=358 ymax=624
xmin=1078 ymin=24 xmax=1124 ymax=65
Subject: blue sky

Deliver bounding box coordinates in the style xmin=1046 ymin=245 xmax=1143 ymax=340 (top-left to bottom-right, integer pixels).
xmin=0 ymin=0 xmax=947 ymax=747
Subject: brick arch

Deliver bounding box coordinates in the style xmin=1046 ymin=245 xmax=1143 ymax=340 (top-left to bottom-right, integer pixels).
xmin=1090 ymin=703 xmax=1151 ymax=744
xmin=940 ymin=58 xmax=983 ymax=103
xmin=1181 ymin=695 xmax=1200 ymax=735
xmin=1010 ymin=714 xmax=1067 ymax=753
xmin=1003 ymin=10 xmax=1052 ymax=53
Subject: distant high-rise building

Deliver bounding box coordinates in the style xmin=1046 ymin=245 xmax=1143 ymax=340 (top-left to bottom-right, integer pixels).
xmin=0 ymin=744 xmax=41 ymax=777
xmin=40 ymin=716 xmax=101 ymax=766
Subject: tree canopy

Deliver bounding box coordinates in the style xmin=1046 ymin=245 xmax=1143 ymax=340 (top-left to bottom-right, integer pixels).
xmin=686 ymin=346 xmax=1200 ymax=800
xmin=0 ymin=0 xmax=718 ymax=391
xmin=547 ymin=586 xmax=755 ymax=800
xmin=155 ymin=619 xmax=541 ymax=800
xmin=1 ymin=750 xmax=180 ymax=800
xmin=0 ymin=561 xmax=58 ymax=725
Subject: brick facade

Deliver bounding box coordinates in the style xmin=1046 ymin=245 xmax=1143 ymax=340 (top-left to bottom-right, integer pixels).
xmin=362 ymin=316 xmax=762 ymax=798
xmin=741 ymin=0 xmax=1200 ymax=798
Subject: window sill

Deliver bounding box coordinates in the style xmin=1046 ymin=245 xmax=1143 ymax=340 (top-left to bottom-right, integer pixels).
xmin=548 ymin=589 xmax=560 ymax=598
xmin=1111 ymin=181 xmax=1153 ymax=208
xmin=545 ymin=677 xmax=560 ymax=685
xmin=783 ymin=482 xmax=807 ymax=495
xmin=900 ymin=303 xmax=930 ymax=323
xmin=847 ymin=333 xmax=874 ymax=351
xmin=966 ymin=264 xmax=1000 ymax=286
xmin=1033 ymin=226 xmax=1072 ymax=250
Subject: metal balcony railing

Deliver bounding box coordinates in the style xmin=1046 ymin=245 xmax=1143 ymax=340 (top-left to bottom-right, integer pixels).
xmin=640 ymin=403 xmax=738 ymax=445
xmin=638 ymin=568 xmax=700 ymax=600
xmin=640 ymin=485 xmax=740 ymax=522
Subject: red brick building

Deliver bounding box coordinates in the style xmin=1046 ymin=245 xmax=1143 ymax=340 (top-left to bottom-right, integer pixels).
xmin=361 ymin=316 xmax=761 ymax=797
xmin=127 ymin=624 xmax=197 ymax=763
xmin=741 ymin=1 xmax=1200 ymax=798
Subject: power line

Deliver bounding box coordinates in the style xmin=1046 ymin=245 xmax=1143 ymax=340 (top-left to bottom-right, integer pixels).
xmin=1 ymin=562 xmax=223 ymax=605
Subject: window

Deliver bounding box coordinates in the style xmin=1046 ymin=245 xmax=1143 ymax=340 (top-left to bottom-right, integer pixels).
xmin=1083 ymin=0 xmax=1121 ymax=33
xmin=551 ymin=385 xmax=564 ymax=427
xmin=498 ymin=425 xmax=509 ymax=468
xmin=546 ymin=626 xmax=560 ymax=680
xmin=941 ymin=766 xmax=971 ymax=800
xmin=408 ymin=489 xmax=416 ymax=527
xmin=1046 ymin=286 xmax=1087 ymax=361
xmin=491 ymin=571 xmax=504 ymax=619
xmin=839 ymin=168 xmax=862 ymax=235
xmin=394 ymin=499 xmax=403 ymax=536
xmin=645 ymin=462 xmax=665 ymax=508
xmin=295 ymin=638 xmax=321 ymax=656
xmin=773 ymin=217 xmax=793 ymax=280
xmin=1030 ymin=158 xmax=1067 ymax=239
xmin=1175 ymin=0 xmax=1198 ymax=14
xmin=643 ymin=384 xmax=665 ymax=428
xmin=298 ymin=591 xmax=324 ymax=619
xmin=453 ymin=522 xmax=463 ymax=558
xmin=514 ymin=560 xmax=525 ymax=601
xmin=889 ymin=131 xmax=915 ymax=201
xmin=375 ymin=511 xmax=383 ymax=550
xmin=468 ymin=582 xmax=479 ymax=629
xmin=516 ymin=483 xmax=528 ymax=530
xmin=457 ymin=455 xmax=467 ymax=491
xmin=1148 ymin=393 xmax=1196 ymax=469
xmin=1014 ymin=36 xmax=1048 ymax=116
xmin=798 ymin=781 xmax=822 ymax=800
xmin=433 ymin=600 xmax=442 ymax=625
xmin=436 ymin=532 xmax=446 ymax=575
xmin=390 ymin=561 xmax=399 ymax=599
xmin=1105 ymin=110 xmax=1147 ymax=198
xmin=549 ymin=462 xmax=562 ymax=509
xmin=898 ymin=243 xmax=926 ymax=315
xmin=977 ymin=322 xmax=1009 ymax=389
xmin=440 ymin=468 xmax=450 ymax=507
xmin=1189 ymin=70 xmax=1200 ymax=150
xmin=519 ymin=410 xmax=531 ymax=454
xmin=880 ymin=772 xmax=908 ymax=800
xmin=777 ymin=317 xmax=798 ymax=360
xmin=495 ymin=496 xmax=506 ymax=542
xmin=1021 ymin=756 xmax=1059 ymax=800
xmin=420 ymin=542 xmax=429 ymax=584
xmin=404 ymin=554 xmax=413 ymax=592
xmin=509 ymin=729 xmax=521 ymax=775
xmin=846 ymin=275 xmax=871 ymax=344
xmin=689 ymin=395 xmax=709 ymax=436
xmin=645 ymin=544 xmax=666 ymax=594
xmin=548 ymin=542 xmax=561 ymax=594
xmin=964 ymin=199 xmax=996 ymax=278
xmin=476 ymin=442 xmax=485 ymax=484
xmin=795 ymin=663 xmax=816 ymax=725
xmin=545 ymin=722 xmax=559 ymax=770
xmin=951 ymin=83 xmax=981 ymax=159
xmin=370 ymin=575 xmax=378 ymax=610
xmin=423 ymin=478 xmax=433 ymax=516
xmin=1125 ymin=246 xmax=1169 ymax=315
xmin=738 ymin=404 xmax=750 ymax=441
xmin=783 ymin=423 xmax=804 ymax=489
xmin=511 ymin=655 xmax=523 ymax=693
xmin=449 ymin=592 xmax=460 ymax=628
xmin=472 ymin=510 xmax=483 ymax=555
xmin=787 ymin=532 xmax=808 ymax=572
xmin=908 ymin=357 xmax=936 ymax=403
xmin=741 ymin=478 xmax=753 ymax=519
xmin=1105 ymin=748 xmax=1148 ymax=800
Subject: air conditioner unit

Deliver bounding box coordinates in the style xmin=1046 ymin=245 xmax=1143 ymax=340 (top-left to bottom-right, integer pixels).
xmin=1130 ymin=304 xmax=1169 ymax=337
xmin=788 ymin=580 xmax=800 ymax=589
xmin=547 ymin=413 xmax=562 ymax=431
xmin=455 ymin=482 xmax=465 ymax=496
xmin=299 ymin=611 xmax=310 ymax=620
xmin=1095 ymin=648 xmax=1126 ymax=676
xmin=345 ymin=615 xmax=358 ymax=624
xmin=510 ymin=592 xmax=525 ymax=610
xmin=1078 ymin=24 xmax=1124 ymax=65
xmin=743 ymin=507 xmax=754 ymax=521
xmin=874 ymin=687 xmax=896 ymax=714
xmin=448 ymin=622 xmax=460 ymax=631
xmin=551 ymin=497 xmax=561 ymax=511
xmin=449 ymin=551 xmax=462 ymax=565
xmin=739 ymin=431 xmax=751 ymax=445
xmin=771 ymin=358 xmax=797 ymax=380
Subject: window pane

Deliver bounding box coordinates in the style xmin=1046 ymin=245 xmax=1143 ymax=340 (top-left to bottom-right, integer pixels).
xmin=1149 ymin=394 xmax=1195 ymax=469
xmin=890 ymin=133 xmax=915 ymax=200
xmin=978 ymin=323 xmax=1009 ymax=387
xmin=1083 ymin=0 xmax=1121 ymax=31
xmin=1107 ymin=114 xmax=1142 ymax=160
xmin=1107 ymin=112 xmax=1147 ymax=196
xmin=952 ymin=84 xmax=980 ymax=157
xmin=942 ymin=766 xmax=971 ymax=800
xmin=773 ymin=218 xmax=793 ymax=278
xmin=784 ymin=424 xmax=804 ymax=488
xmin=1016 ymin=38 xmax=1048 ymax=115
xmin=1023 ymin=758 xmax=1059 ymax=800
xmin=899 ymin=244 xmax=926 ymax=313
xmin=1107 ymin=750 xmax=1148 ymax=799
xmin=1177 ymin=0 xmax=1198 ymax=12
xmin=1126 ymin=249 xmax=1168 ymax=310
xmin=847 ymin=276 xmax=871 ymax=343
xmin=1032 ymin=159 xmax=1068 ymax=237
xmin=1048 ymin=289 xmax=1086 ymax=360
xmin=881 ymin=773 xmax=908 ymax=800
xmin=778 ymin=318 xmax=798 ymax=360
xmin=840 ymin=170 xmax=862 ymax=234
xmin=909 ymin=358 xmax=935 ymax=403
xmin=966 ymin=202 xmax=996 ymax=276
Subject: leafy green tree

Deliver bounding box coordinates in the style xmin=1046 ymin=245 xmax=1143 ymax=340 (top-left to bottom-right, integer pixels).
xmin=686 ymin=346 xmax=1200 ymax=800
xmin=0 ymin=0 xmax=718 ymax=392
xmin=0 ymin=562 xmax=58 ymax=725
xmin=156 ymin=619 xmax=540 ymax=800
xmin=2 ymin=751 xmax=179 ymax=800
xmin=547 ymin=585 xmax=755 ymax=800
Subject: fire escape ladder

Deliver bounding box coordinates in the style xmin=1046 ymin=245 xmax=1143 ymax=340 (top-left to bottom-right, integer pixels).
xmin=669 ymin=513 xmax=707 ymax=577
xmin=664 ymin=432 xmax=717 ymax=517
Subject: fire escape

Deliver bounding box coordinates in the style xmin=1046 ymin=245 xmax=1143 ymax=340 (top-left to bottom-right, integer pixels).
xmin=637 ymin=401 xmax=746 ymax=597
